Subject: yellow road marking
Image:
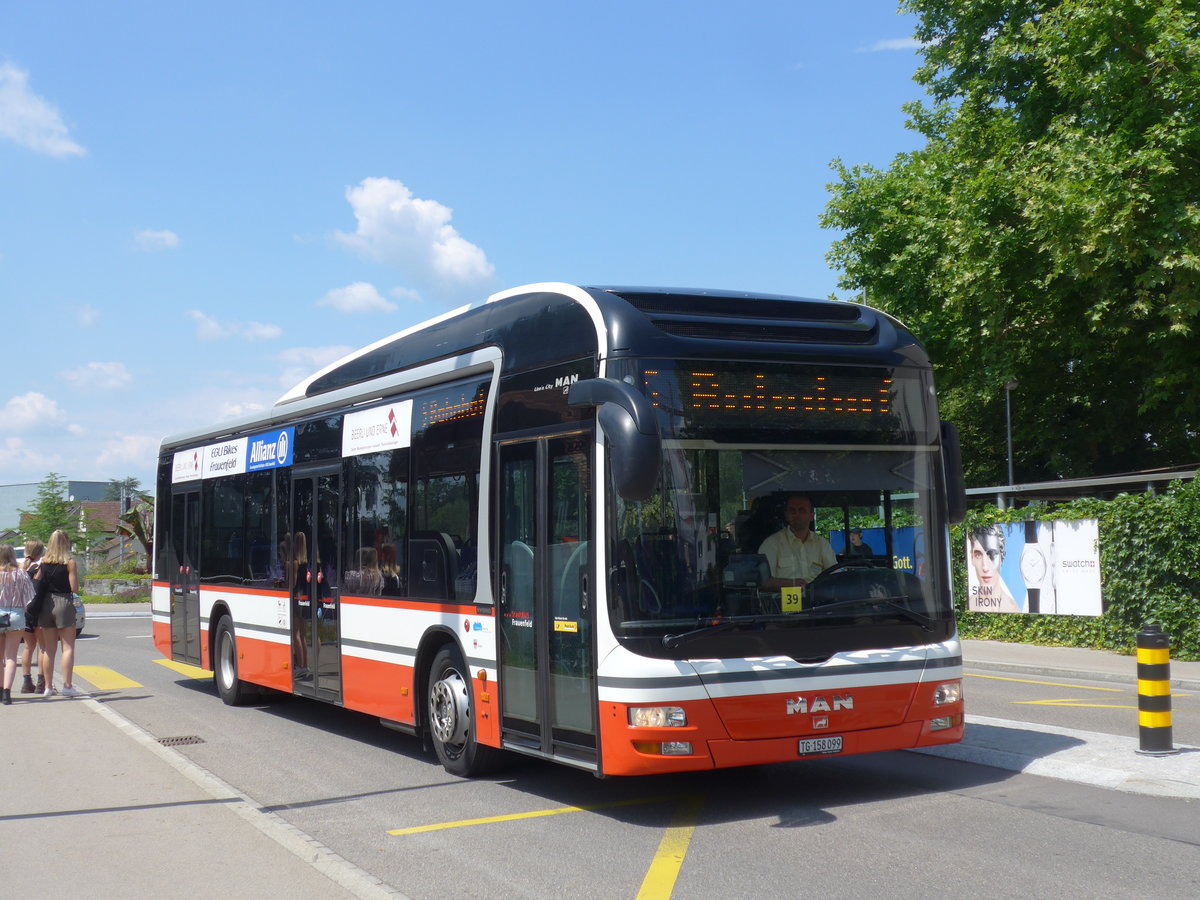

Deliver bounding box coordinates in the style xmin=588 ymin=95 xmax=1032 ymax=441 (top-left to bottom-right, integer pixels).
xmin=73 ymin=665 xmax=141 ymax=690
xmin=155 ymin=658 xmax=211 ymax=680
xmin=1014 ymin=699 xmax=1137 ymax=709
xmin=966 ymin=673 xmax=1123 ymax=692
xmin=636 ymin=794 xmax=704 ymax=900
xmin=387 ymin=795 xmax=673 ymax=836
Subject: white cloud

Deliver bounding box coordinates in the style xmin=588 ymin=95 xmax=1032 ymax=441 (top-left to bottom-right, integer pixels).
xmin=389 ymin=286 xmax=423 ymax=302
xmin=61 ymin=361 xmax=133 ymax=391
xmin=0 ymin=392 xmax=65 ymax=432
xmin=216 ymin=400 xmax=268 ymax=419
xmin=77 ymin=303 xmax=101 ymax=327
xmin=95 ymin=433 xmax=161 ymax=472
xmin=186 ymin=310 xmax=283 ymax=341
xmin=0 ymin=62 xmax=86 ymax=158
xmin=317 ymin=281 xmax=398 ymax=314
xmin=276 ymin=345 xmax=355 ymax=391
xmin=0 ymin=436 xmax=56 ymax=471
xmin=134 ymin=229 xmax=181 ymax=251
xmin=334 ymin=177 xmax=495 ymax=304
xmin=859 ymin=37 xmax=924 ymax=53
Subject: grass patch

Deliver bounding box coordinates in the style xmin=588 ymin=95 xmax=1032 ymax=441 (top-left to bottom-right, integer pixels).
xmin=79 ymin=592 xmax=150 ymax=604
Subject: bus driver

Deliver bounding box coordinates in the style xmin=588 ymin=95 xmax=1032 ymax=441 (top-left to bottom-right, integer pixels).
xmin=758 ymin=493 xmax=837 ymax=591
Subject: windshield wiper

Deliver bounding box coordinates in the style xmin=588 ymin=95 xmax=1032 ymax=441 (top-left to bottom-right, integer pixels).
xmin=801 ymin=596 xmax=937 ymax=632
xmin=661 ymin=619 xmax=741 ymax=649
xmin=659 ymin=615 xmax=803 ymax=649
xmin=658 ymin=599 xmax=937 ymax=648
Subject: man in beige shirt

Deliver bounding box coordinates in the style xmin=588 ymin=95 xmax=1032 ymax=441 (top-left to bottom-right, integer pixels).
xmin=758 ymin=494 xmax=836 ymax=591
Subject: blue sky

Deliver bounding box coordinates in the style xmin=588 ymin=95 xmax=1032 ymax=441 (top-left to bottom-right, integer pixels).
xmin=0 ymin=1 xmax=927 ymax=492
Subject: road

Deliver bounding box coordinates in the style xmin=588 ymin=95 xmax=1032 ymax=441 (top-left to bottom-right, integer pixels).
xmin=70 ymin=613 xmax=1200 ymax=899
xmin=963 ymin=667 xmax=1199 ymax=746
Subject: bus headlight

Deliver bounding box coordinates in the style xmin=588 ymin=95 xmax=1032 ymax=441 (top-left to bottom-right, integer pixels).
xmin=628 ymin=706 xmax=687 ymax=728
xmin=933 ymin=681 xmax=962 ymax=706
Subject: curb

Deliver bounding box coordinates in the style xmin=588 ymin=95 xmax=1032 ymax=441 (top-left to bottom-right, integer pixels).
xmin=83 ymin=696 xmax=411 ymax=900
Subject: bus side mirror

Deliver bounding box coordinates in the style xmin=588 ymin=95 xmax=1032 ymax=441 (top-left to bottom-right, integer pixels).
xmin=941 ymin=420 xmax=967 ymax=525
xmin=568 ymin=378 xmax=661 ymax=501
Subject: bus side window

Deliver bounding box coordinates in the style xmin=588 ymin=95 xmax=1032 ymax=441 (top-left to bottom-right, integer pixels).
xmin=410 ymin=530 xmax=458 ymax=600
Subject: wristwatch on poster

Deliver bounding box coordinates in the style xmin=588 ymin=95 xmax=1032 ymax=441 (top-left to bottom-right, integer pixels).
xmin=1019 ymin=520 xmax=1045 ymax=614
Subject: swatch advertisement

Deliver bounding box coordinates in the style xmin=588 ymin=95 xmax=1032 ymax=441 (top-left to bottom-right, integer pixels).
xmin=966 ymin=520 xmax=1102 ymax=616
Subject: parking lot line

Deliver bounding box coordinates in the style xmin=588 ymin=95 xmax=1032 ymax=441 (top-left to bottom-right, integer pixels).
xmin=73 ymin=665 xmax=141 ymax=690
xmin=387 ymin=795 xmax=674 ymax=836
xmin=155 ymin=658 xmax=211 ymax=680
xmin=966 ymin=672 xmax=1124 ymax=691
xmin=636 ymin=794 xmax=705 ymax=900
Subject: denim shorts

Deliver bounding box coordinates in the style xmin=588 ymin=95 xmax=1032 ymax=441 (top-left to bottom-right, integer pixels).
xmin=0 ymin=607 xmax=27 ymax=633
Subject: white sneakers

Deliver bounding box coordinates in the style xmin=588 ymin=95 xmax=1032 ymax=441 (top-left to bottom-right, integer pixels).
xmin=61 ymin=685 xmax=82 ymax=697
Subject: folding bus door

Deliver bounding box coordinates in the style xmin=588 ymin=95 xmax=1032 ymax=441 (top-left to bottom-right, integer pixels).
xmin=290 ymin=466 xmax=342 ymax=701
xmin=496 ymin=432 xmax=596 ymax=766
xmin=169 ymin=488 xmax=201 ymax=665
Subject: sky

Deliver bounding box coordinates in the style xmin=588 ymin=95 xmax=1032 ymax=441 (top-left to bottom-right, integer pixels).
xmin=0 ymin=1 xmax=929 ymax=494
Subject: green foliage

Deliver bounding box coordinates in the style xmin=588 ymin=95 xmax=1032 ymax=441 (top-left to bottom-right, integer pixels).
xmin=18 ymin=472 xmax=75 ymax=541
xmin=953 ymin=479 xmax=1200 ymax=660
xmin=823 ymin=0 xmax=1200 ymax=485
xmin=102 ymin=476 xmax=143 ymax=503
xmin=115 ymin=494 xmax=154 ymax=562
xmin=18 ymin=472 xmax=106 ymax=549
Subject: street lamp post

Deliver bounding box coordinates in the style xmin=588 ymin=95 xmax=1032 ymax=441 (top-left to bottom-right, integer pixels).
xmin=1005 ymin=379 xmax=1018 ymax=486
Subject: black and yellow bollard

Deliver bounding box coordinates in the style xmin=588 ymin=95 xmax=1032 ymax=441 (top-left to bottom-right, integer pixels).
xmin=1136 ymin=624 xmax=1178 ymax=756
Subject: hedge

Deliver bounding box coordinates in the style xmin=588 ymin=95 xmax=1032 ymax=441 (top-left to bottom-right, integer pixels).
xmin=953 ymin=478 xmax=1200 ymax=661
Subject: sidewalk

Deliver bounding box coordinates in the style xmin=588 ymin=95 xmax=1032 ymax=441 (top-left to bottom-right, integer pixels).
xmin=0 ymin=691 xmax=407 ymax=899
xmin=962 ymin=638 xmax=1200 ymax=691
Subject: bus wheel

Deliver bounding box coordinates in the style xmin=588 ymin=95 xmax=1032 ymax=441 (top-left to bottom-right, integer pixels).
xmin=428 ymin=646 xmax=502 ymax=777
xmin=214 ymin=616 xmax=248 ymax=706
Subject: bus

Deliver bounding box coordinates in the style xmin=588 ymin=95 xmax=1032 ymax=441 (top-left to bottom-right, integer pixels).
xmin=152 ymin=282 xmax=967 ymax=777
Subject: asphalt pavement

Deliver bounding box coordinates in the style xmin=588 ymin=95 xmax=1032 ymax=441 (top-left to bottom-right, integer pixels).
xmin=2 ymin=608 xmax=1197 ymax=899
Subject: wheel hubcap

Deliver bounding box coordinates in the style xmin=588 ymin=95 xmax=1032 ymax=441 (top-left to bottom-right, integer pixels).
xmin=430 ymin=670 xmax=469 ymax=746
xmin=219 ymin=631 xmax=235 ymax=687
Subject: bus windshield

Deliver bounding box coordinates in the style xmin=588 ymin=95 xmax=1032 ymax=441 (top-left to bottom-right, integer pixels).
xmin=605 ymin=359 xmax=953 ymax=660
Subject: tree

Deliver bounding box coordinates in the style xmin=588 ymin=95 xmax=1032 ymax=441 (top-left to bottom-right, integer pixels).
xmin=115 ymin=493 xmax=154 ymax=567
xmin=18 ymin=472 xmax=108 ymax=550
xmin=103 ymin=476 xmax=143 ymax=506
xmin=19 ymin=473 xmax=77 ymax=543
xmin=822 ymin=0 xmax=1200 ymax=485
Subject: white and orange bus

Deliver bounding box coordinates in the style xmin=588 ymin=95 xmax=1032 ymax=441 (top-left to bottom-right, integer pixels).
xmin=153 ymin=282 xmax=966 ymax=777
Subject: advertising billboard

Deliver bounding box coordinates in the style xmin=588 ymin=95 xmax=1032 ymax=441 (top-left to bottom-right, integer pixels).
xmin=966 ymin=520 xmax=1102 ymax=616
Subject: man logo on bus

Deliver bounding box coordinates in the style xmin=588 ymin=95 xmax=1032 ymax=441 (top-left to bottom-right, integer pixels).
xmin=786 ymin=694 xmax=853 ymax=715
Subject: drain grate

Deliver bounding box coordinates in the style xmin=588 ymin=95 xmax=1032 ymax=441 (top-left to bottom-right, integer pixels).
xmin=158 ymin=734 xmax=206 ymax=747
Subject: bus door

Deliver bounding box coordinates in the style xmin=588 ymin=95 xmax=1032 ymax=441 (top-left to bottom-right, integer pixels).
xmin=290 ymin=466 xmax=342 ymax=701
xmin=169 ymin=488 xmax=201 ymax=665
xmin=496 ymin=432 xmax=596 ymax=765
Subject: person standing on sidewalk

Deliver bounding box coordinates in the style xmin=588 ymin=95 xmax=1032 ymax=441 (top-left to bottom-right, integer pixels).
xmin=31 ymin=530 xmax=81 ymax=697
xmin=20 ymin=538 xmax=44 ymax=694
xmin=1 ymin=544 xmax=37 ymax=705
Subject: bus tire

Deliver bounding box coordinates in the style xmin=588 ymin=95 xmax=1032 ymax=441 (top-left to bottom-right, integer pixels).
xmin=428 ymin=645 xmax=502 ymax=777
xmin=214 ymin=616 xmax=249 ymax=706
